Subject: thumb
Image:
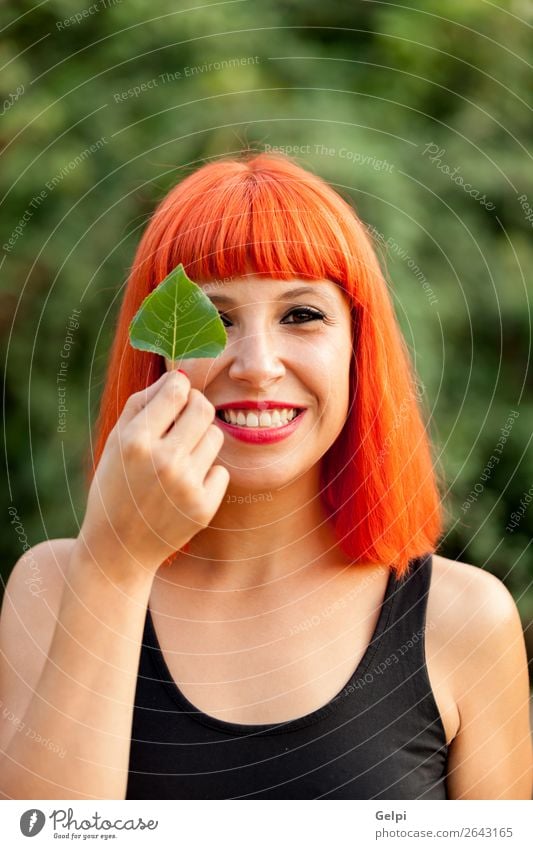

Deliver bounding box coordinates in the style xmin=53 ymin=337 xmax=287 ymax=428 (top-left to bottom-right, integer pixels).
xmin=119 ymin=370 xmax=172 ymax=426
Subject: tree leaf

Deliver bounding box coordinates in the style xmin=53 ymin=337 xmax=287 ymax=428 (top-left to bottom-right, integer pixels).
xmin=128 ymin=263 xmax=227 ymax=360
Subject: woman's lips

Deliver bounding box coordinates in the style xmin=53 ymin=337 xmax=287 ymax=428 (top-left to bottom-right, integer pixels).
xmin=214 ymin=409 xmax=307 ymax=444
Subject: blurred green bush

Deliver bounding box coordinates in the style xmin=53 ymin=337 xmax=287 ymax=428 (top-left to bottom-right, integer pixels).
xmin=1 ymin=1 xmax=531 ymax=645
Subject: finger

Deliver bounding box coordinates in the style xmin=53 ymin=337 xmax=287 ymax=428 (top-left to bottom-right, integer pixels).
xmin=202 ymin=463 xmax=231 ymax=502
xmin=133 ymin=370 xmax=190 ymax=438
xmin=118 ymin=370 xmax=170 ymax=428
xmin=163 ymin=388 xmax=216 ymax=453
xmin=188 ymin=423 xmax=225 ymax=480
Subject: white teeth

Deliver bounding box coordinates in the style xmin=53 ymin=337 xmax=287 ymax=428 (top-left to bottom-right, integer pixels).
xmin=221 ymin=408 xmax=299 ymax=428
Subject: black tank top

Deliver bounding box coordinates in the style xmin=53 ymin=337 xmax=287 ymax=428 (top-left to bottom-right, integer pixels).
xmin=126 ymin=552 xmax=448 ymax=799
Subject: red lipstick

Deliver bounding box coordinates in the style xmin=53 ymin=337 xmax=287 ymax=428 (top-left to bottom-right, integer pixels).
xmin=214 ymin=408 xmax=307 ymax=444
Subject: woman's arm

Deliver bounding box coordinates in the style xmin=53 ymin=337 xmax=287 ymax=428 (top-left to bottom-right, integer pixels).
xmin=0 ymin=369 xmax=229 ymax=799
xmin=0 ymin=538 xmax=153 ymax=799
xmin=446 ymin=568 xmax=533 ymax=799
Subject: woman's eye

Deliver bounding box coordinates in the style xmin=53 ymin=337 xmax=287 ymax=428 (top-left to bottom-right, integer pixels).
xmin=281 ymin=308 xmax=325 ymax=324
xmin=217 ymin=308 xmax=325 ymax=327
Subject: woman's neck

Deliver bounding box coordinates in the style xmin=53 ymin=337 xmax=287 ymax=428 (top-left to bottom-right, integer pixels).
xmin=167 ymin=472 xmax=352 ymax=591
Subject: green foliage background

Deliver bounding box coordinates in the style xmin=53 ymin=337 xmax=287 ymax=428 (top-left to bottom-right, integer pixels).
xmin=1 ymin=2 xmax=532 ymax=652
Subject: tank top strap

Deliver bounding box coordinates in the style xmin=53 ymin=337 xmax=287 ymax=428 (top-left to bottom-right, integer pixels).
xmin=383 ymin=552 xmax=433 ymax=663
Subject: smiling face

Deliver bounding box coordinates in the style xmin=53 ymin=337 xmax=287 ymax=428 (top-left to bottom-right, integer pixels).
xmin=164 ymin=276 xmax=354 ymax=491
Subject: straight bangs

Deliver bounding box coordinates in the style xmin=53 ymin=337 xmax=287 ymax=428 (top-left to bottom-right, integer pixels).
xmin=137 ymin=153 xmax=362 ymax=298
xmin=89 ymin=152 xmax=444 ymax=577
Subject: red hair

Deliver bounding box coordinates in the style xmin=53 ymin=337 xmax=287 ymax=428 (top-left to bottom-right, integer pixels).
xmin=88 ymin=152 xmax=444 ymax=577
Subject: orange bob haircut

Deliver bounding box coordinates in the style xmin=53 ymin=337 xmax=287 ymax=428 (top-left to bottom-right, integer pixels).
xmin=89 ymin=151 xmax=444 ymax=578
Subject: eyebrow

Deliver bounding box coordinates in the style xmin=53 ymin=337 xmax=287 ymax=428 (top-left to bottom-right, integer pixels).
xmin=202 ymin=286 xmax=334 ymax=305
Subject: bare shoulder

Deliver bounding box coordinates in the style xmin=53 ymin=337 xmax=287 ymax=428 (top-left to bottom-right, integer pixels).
xmin=428 ymin=554 xmax=524 ymax=691
xmin=0 ymin=538 xmax=77 ymax=752
xmin=430 ymin=555 xmax=532 ymax=799
xmin=430 ymin=553 xmax=520 ymax=634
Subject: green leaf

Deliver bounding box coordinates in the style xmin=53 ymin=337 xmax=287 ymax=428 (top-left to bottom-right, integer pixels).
xmin=128 ymin=263 xmax=228 ymax=360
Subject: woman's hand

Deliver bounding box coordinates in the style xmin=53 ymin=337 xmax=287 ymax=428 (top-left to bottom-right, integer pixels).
xmin=77 ymin=370 xmax=229 ymax=581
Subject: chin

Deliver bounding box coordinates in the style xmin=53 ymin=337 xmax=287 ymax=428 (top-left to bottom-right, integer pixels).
xmin=222 ymin=461 xmax=314 ymax=495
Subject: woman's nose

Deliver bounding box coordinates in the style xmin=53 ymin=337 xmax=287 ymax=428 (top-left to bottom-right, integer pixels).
xmin=226 ymin=329 xmax=286 ymax=385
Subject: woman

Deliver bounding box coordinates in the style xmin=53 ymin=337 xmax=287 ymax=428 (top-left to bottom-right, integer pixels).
xmin=0 ymin=153 xmax=531 ymax=800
